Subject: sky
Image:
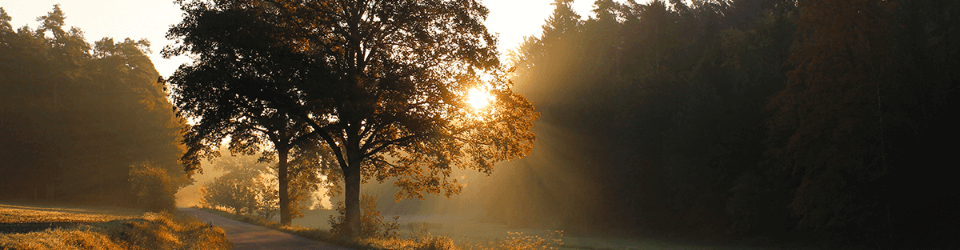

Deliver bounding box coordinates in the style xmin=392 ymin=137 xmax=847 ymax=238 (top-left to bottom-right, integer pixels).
xmin=2 ymin=0 xmax=607 ymax=78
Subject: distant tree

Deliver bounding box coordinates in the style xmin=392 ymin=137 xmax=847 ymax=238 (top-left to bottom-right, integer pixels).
xmin=199 ymin=150 xmax=324 ymax=219
xmin=166 ymin=0 xmax=538 ymax=237
xmin=0 ymin=8 xmax=10 ymax=31
xmin=510 ymin=0 xmax=584 ymax=110
xmin=200 ymin=166 xmax=262 ymax=215
xmin=129 ymin=161 xmax=177 ymax=211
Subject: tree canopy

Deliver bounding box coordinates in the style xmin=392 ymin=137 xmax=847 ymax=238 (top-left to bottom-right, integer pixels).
xmin=165 ymin=0 xmax=538 ymax=237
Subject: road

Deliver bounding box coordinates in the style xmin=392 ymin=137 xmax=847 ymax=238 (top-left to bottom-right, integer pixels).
xmin=180 ymin=208 xmax=354 ymax=250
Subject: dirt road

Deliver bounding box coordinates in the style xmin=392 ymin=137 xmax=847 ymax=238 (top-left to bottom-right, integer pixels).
xmin=180 ymin=208 xmax=353 ymax=250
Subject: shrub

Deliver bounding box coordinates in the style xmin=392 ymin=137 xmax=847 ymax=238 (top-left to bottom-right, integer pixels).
xmin=199 ymin=166 xmax=260 ymax=215
xmin=329 ymin=194 xmax=400 ymax=239
xmin=128 ymin=161 xmax=177 ymax=212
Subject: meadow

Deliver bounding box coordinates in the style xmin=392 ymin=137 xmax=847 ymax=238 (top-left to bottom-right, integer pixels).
xmin=0 ymin=202 xmax=229 ymax=250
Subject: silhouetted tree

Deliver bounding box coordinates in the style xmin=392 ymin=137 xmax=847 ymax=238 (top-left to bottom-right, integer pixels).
xmin=164 ymin=4 xmax=327 ymax=225
xmin=165 ymin=0 xmax=538 ymax=237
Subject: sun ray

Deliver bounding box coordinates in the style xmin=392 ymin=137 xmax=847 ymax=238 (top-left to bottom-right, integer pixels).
xmin=468 ymin=88 xmax=493 ymax=109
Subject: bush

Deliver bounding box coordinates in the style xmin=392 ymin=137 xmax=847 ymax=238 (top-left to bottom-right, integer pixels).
xmin=199 ymin=166 xmax=259 ymax=215
xmin=329 ymin=194 xmax=400 ymax=239
xmin=128 ymin=161 xmax=177 ymax=212
xmin=199 ymin=164 xmax=280 ymax=218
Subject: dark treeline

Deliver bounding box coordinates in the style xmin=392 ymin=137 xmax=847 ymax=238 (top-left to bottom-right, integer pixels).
xmin=486 ymin=0 xmax=959 ymax=247
xmin=0 ymin=6 xmax=189 ymax=205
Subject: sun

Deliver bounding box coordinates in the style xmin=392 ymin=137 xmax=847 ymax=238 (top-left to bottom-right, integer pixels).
xmin=467 ymin=88 xmax=494 ymax=109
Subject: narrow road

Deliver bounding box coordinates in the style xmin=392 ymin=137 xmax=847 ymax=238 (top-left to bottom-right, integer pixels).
xmin=180 ymin=208 xmax=353 ymax=250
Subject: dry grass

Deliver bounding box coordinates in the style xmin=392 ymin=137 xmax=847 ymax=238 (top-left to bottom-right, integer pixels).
xmin=0 ymin=203 xmax=139 ymax=224
xmin=0 ymin=202 xmax=230 ymax=250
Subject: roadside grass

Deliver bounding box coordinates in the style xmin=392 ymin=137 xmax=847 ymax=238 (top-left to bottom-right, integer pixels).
xmin=0 ymin=202 xmax=230 ymax=250
xmin=200 ymin=207 xmax=780 ymax=250
xmin=199 ymin=207 xmax=564 ymax=250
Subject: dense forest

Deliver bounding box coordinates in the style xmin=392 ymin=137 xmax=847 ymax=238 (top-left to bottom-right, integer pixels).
xmin=0 ymin=6 xmax=189 ymax=205
xmin=480 ymin=0 xmax=959 ymax=248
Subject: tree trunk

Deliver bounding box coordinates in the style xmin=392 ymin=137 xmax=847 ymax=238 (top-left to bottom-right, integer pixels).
xmin=343 ymin=162 xmax=362 ymax=237
xmin=278 ymin=147 xmax=292 ymax=225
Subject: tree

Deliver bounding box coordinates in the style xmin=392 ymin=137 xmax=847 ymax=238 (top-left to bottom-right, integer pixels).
xmin=329 ymin=194 xmax=400 ymax=239
xmin=199 ymin=149 xmax=325 ymax=219
xmin=767 ymin=0 xmax=960 ymax=246
xmin=165 ymin=0 xmax=538 ymax=237
xmin=129 ymin=161 xmax=178 ymax=211
xmin=163 ymin=3 xmax=326 ymax=225
xmin=766 ymin=0 xmax=896 ymax=236
xmin=498 ymin=0 xmax=804 ymax=237
xmin=200 ymin=161 xmax=264 ymax=215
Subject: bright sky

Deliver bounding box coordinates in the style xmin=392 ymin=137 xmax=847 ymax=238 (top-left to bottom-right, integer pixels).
xmin=2 ymin=0 xmax=607 ymax=78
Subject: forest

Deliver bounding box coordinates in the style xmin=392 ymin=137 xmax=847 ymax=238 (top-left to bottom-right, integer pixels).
xmin=0 ymin=6 xmax=189 ymax=206
xmin=2 ymin=0 xmax=959 ymax=248
xmin=484 ymin=0 xmax=959 ymax=248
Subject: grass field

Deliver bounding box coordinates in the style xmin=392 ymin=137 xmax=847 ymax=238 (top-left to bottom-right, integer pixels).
xmin=206 ymin=207 xmax=776 ymax=250
xmin=0 ymin=202 xmax=230 ymax=250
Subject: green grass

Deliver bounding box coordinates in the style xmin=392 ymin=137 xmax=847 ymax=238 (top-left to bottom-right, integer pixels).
xmin=0 ymin=202 xmax=230 ymax=250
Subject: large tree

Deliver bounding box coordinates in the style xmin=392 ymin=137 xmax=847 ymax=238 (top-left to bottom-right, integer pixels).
xmin=164 ymin=4 xmax=326 ymax=225
xmin=165 ymin=0 xmax=538 ymax=237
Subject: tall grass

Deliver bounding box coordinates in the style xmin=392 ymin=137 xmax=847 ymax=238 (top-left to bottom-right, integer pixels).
xmin=0 ymin=204 xmax=229 ymax=250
